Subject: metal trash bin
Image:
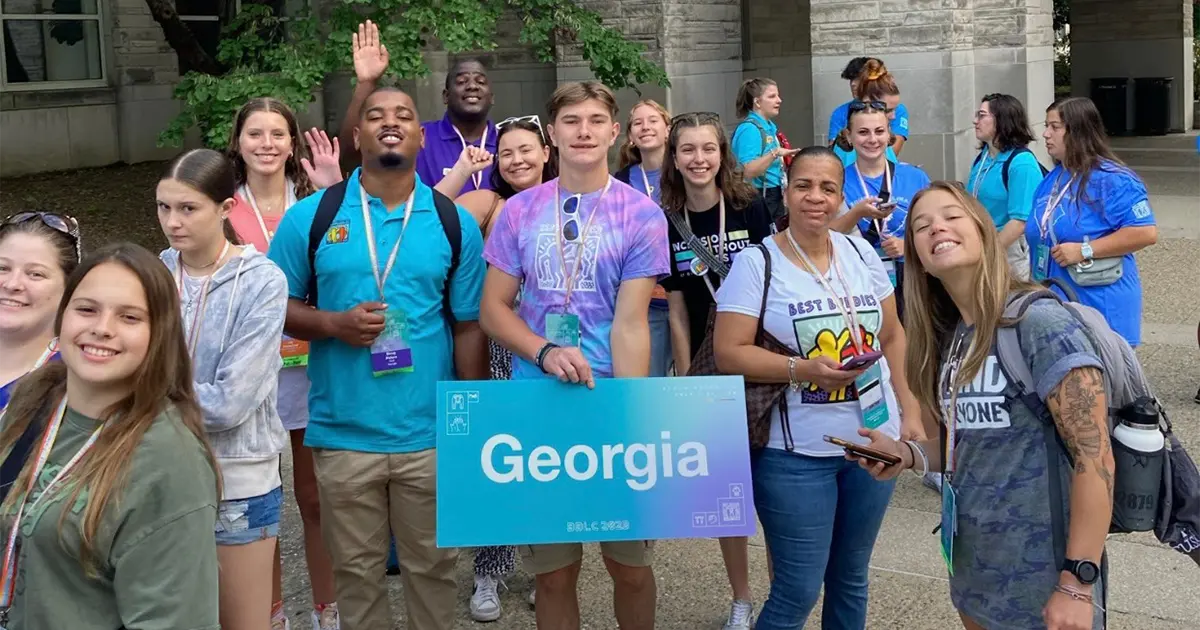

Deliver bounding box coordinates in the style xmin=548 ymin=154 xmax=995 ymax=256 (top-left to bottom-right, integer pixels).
xmin=1134 ymin=77 xmax=1173 ymax=136
xmin=1091 ymin=78 xmax=1131 ymax=136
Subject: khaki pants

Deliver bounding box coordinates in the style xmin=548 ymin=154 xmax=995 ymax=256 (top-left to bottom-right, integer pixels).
xmin=313 ymin=448 xmax=458 ymax=630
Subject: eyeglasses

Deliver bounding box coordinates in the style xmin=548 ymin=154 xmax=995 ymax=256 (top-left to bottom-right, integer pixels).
xmin=2 ymin=212 xmax=81 ymax=261
xmin=670 ymin=111 xmax=720 ymax=128
xmin=561 ymin=194 xmax=581 ymax=242
xmin=848 ymin=100 xmax=893 ymax=114
xmin=497 ymin=115 xmax=544 ymax=139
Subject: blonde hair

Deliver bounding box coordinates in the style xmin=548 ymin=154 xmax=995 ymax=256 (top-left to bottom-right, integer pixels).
xmin=618 ymin=99 xmax=671 ymax=170
xmin=547 ymin=81 xmax=618 ymax=123
xmin=901 ymin=182 xmax=1039 ymax=422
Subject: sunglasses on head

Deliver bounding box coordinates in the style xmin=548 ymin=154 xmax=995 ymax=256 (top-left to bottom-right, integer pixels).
xmin=497 ymin=115 xmax=545 ymax=139
xmin=670 ymin=111 xmax=721 ymax=128
xmin=849 ymin=100 xmax=892 ymax=114
xmin=2 ymin=212 xmax=81 ymax=261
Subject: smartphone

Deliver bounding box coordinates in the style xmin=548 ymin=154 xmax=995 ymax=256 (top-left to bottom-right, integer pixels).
xmin=824 ymin=435 xmax=902 ymax=466
xmin=840 ymin=350 xmax=883 ymax=371
xmin=877 ymin=201 xmax=898 ymax=211
xmin=876 ymin=191 xmax=891 ymax=204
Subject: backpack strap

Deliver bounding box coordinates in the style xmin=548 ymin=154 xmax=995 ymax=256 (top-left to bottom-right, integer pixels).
xmin=1001 ymin=147 xmax=1029 ymax=190
xmin=306 ymin=180 xmax=350 ymax=307
xmin=432 ymin=189 xmax=462 ymax=325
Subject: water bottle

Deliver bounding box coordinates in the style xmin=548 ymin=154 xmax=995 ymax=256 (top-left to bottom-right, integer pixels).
xmin=1111 ymin=397 xmax=1165 ymax=532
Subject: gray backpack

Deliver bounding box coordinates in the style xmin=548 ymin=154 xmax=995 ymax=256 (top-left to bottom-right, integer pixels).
xmin=996 ymin=280 xmax=1200 ymax=567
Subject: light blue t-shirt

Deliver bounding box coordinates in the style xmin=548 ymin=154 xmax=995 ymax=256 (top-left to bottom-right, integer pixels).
xmin=966 ymin=148 xmax=1045 ymax=229
xmin=1024 ymin=161 xmax=1155 ymax=346
xmin=731 ymin=112 xmax=783 ymax=189
xmin=267 ymin=169 xmax=487 ymax=453
xmin=829 ymin=101 xmax=909 ymax=166
xmin=630 ymin=164 xmax=662 ymax=205
xmin=842 ymin=161 xmax=932 ymax=245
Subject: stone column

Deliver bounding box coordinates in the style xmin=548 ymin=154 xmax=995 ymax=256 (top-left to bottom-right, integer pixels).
xmin=1070 ymin=0 xmax=1195 ymax=133
xmin=808 ymin=0 xmax=1054 ymax=181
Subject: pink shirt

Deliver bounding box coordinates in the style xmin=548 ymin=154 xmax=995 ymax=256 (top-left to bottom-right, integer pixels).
xmin=228 ymin=194 xmax=284 ymax=253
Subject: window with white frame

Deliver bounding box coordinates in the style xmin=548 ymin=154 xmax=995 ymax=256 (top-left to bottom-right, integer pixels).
xmin=0 ymin=0 xmax=106 ymax=89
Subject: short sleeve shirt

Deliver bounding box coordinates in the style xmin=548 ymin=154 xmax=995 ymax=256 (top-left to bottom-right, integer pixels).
xmin=715 ymin=234 xmax=900 ymax=455
xmin=415 ymin=113 xmax=499 ymax=196
xmin=483 ymin=177 xmax=670 ymax=379
xmin=842 ymin=161 xmax=932 ymax=245
xmin=966 ymin=148 xmax=1045 ymax=229
xmin=731 ymin=112 xmax=783 ymax=189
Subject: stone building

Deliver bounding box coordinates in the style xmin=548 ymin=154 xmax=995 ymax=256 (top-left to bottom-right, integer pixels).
xmin=0 ymin=0 xmax=1194 ymax=178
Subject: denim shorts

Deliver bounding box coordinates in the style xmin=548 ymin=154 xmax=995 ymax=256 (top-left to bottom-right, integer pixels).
xmin=215 ymin=486 xmax=282 ymax=546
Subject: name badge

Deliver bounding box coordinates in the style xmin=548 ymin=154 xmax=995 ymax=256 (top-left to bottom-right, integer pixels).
xmin=876 ymin=250 xmax=898 ymax=287
xmin=280 ymin=336 xmax=310 ymax=368
xmin=855 ymin=363 xmax=888 ymax=430
xmin=1034 ymin=243 xmax=1051 ymax=281
xmin=545 ymin=313 xmax=581 ymax=348
xmin=370 ymin=309 xmax=414 ymax=377
xmin=940 ymin=481 xmax=958 ymax=575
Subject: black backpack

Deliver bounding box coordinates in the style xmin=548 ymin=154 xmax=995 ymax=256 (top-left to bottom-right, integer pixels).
xmin=972 ymin=147 xmax=1049 ymax=190
xmin=304 ymin=180 xmax=462 ymax=324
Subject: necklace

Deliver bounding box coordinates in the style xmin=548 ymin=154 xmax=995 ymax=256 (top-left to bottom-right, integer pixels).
xmin=182 ymin=240 xmax=231 ymax=274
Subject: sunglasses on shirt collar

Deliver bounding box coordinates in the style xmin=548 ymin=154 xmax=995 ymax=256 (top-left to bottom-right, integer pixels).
xmin=1 ymin=212 xmax=82 ymax=262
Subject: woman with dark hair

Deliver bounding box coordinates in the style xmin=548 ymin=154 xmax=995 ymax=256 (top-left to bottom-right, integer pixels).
xmin=1026 ymin=97 xmax=1158 ymax=346
xmin=732 ymin=78 xmax=799 ymax=221
xmin=224 ymin=97 xmax=342 ymax=630
xmin=828 ymin=57 xmax=910 ymax=161
xmin=450 ymin=114 xmax=555 ymax=622
xmin=0 ymin=242 xmax=221 ymax=630
xmin=967 ymin=93 xmax=1045 ymax=281
xmin=157 ymin=148 xmax=290 ymax=630
xmin=713 ymin=145 xmax=920 ymax=629
xmin=659 ymin=111 xmax=774 ymax=630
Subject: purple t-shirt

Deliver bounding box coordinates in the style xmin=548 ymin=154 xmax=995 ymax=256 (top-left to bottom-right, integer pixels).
xmin=484 ymin=177 xmax=670 ymax=379
xmin=416 ymin=113 xmax=499 ymax=196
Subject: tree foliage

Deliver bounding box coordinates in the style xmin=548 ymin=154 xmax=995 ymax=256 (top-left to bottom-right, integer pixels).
xmin=157 ymin=0 xmax=670 ymax=149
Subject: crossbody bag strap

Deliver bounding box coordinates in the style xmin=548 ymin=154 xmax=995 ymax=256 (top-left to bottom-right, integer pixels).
xmin=666 ymin=210 xmax=730 ymax=278
xmin=754 ymin=243 xmax=772 ymax=344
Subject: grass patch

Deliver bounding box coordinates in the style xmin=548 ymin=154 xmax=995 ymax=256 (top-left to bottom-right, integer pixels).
xmin=1 ymin=162 xmax=169 ymax=254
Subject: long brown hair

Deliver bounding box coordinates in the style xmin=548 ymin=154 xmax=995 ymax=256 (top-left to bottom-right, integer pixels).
xmin=660 ymin=113 xmax=758 ymax=215
xmin=618 ymin=100 xmax=671 ymax=170
xmin=854 ymin=59 xmax=900 ymax=102
xmin=1046 ymin=97 xmax=1133 ymax=210
xmin=226 ymin=97 xmax=316 ymax=199
xmin=901 ymin=182 xmax=1039 ymax=421
xmin=0 ymin=243 xmax=219 ymax=573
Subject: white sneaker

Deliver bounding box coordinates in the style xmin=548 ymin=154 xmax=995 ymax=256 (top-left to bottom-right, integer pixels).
xmin=528 ymin=588 xmax=536 ymax=608
xmin=311 ymin=603 xmax=340 ymax=630
xmin=470 ymin=574 xmax=503 ymax=622
xmin=271 ymin=614 xmax=291 ymax=630
xmin=723 ymin=599 xmax=754 ymax=630
xmin=922 ymin=471 xmax=944 ymax=493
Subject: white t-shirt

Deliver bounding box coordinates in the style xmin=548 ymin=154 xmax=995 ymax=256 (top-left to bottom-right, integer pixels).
xmin=715 ymin=233 xmax=901 ymax=455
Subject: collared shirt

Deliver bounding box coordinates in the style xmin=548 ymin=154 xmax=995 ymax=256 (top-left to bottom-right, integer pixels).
xmin=829 ymin=101 xmax=909 ymax=166
xmin=731 ymin=112 xmax=783 ymax=189
xmin=966 ymin=147 xmax=1044 ymax=229
xmin=267 ymin=169 xmax=486 ymax=453
xmin=416 ymin=112 xmax=499 ymax=196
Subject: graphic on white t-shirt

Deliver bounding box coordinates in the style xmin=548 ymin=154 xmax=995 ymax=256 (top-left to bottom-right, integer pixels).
xmin=534 ymin=222 xmax=601 ymax=293
xmin=791 ymin=302 xmax=881 ymax=404
xmin=945 ymin=355 xmax=1011 ymax=429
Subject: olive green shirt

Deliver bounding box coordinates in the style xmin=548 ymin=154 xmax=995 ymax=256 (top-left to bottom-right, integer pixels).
xmin=3 ymin=406 xmax=219 ymax=630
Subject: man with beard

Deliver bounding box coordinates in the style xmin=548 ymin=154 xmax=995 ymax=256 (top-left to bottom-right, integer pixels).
xmin=339 ymin=21 xmax=498 ymax=195
xmin=269 ymin=86 xmax=488 ymax=630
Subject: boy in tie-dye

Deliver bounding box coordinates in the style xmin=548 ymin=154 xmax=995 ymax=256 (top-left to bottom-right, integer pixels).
xmin=479 ymin=81 xmax=669 ymax=628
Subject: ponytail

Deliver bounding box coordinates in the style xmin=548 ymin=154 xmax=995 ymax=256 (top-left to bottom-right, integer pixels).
xmin=736 ymin=78 xmax=777 ymax=119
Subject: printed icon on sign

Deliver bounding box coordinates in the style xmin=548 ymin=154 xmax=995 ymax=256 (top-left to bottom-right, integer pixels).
xmin=468 ymin=392 xmax=480 ymax=403
xmin=730 ymin=484 xmax=743 ymax=498
xmin=720 ymin=499 xmax=743 ymax=525
xmin=692 ymin=513 xmax=707 ymax=527
xmin=447 ymin=413 xmax=469 ymax=436
xmin=451 ymin=393 xmax=465 ymax=411
xmin=706 ymin=513 xmax=719 ymax=526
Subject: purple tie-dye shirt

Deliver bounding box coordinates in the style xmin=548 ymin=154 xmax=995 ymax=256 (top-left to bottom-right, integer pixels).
xmin=484 ymin=177 xmax=670 ymax=379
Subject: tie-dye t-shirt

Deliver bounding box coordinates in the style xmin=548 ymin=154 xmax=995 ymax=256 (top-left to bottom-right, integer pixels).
xmin=484 ymin=177 xmax=670 ymax=379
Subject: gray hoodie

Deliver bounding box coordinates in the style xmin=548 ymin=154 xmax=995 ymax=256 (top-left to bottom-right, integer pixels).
xmin=160 ymin=245 xmax=288 ymax=499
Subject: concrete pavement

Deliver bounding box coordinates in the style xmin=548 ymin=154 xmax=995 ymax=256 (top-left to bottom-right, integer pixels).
xmin=275 ymin=134 xmax=1200 ymax=628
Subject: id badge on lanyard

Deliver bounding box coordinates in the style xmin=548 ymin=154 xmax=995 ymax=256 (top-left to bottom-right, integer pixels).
xmin=361 ymin=185 xmax=417 ymax=377
xmin=546 ymin=181 xmax=611 ymax=349
xmin=1035 ymin=175 xmax=1075 ymax=281
xmin=855 ymin=364 xmax=888 ymax=429
xmin=937 ymin=329 xmax=970 ymax=575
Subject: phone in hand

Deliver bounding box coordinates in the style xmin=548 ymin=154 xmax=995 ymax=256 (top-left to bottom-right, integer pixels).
xmin=840 ymin=350 xmax=883 ymax=371
xmin=824 ymin=435 xmax=902 ymax=466
xmin=876 ymin=191 xmax=891 ymax=204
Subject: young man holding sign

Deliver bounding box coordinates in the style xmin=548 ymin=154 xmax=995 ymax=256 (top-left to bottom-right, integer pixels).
xmin=268 ymin=86 xmax=489 ymax=630
xmin=480 ymin=81 xmax=671 ymax=629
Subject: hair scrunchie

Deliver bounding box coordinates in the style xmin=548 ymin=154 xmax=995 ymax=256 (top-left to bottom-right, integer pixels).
xmin=866 ymin=69 xmax=885 ymax=81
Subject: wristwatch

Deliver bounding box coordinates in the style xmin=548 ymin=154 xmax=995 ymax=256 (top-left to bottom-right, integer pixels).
xmin=1062 ymin=558 xmax=1100 ymax=585
xmin=1080 ymin=241 xmax=1094 ymax=262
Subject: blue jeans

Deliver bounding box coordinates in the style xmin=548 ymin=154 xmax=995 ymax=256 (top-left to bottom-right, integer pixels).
xmin=649 ymin=305 xmax=672 ymax=377
xmin=215 ymin=486 xmax=283 ymax=546
xmin=752 ymin=449 xmax=895 ymax=629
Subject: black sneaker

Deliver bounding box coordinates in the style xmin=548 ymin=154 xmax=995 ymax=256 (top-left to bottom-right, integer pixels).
xmin=1194 ymin=387 xmax=1200 ymax=405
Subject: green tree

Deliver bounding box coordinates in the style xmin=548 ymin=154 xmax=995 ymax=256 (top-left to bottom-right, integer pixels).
xmin=156 ymin=0 xmax=671 ymax=149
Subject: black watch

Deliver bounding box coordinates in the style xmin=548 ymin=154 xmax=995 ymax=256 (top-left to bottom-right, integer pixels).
xmin=1062 ymin=558 xmax=1100 ymax=585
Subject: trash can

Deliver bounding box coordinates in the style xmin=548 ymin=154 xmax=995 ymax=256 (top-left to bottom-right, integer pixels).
xmin=1134 ymin=77 xmax=1173 ymax=136
xmin=1091 ymin=78 xmax=1131 ymax=136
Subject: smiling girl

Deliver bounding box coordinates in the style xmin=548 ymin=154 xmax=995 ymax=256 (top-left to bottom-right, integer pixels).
xmin=0 ymin=242 xmax=220 ymax=630
xmin=157 ymin=148 xmax=290 ymax=630
xmin=224 ymin=97 xmax=342 ymax=630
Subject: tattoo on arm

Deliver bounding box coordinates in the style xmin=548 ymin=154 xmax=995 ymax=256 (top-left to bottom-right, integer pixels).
xmin=1047 ymin=366 xmax=1114 ymax=495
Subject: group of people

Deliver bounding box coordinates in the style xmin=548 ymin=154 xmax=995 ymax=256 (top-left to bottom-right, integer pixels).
xmin=0 ymin=20 xmax=1163 ymax=630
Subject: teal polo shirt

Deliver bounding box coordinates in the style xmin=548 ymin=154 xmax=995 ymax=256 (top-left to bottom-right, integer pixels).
xmin=965 ymin=148 xmax=1043 ymax=229
xmin=732 ymin=112 xmax=783 ymax=189
xmin=268 ymin=169 xmax=486 ymax=453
